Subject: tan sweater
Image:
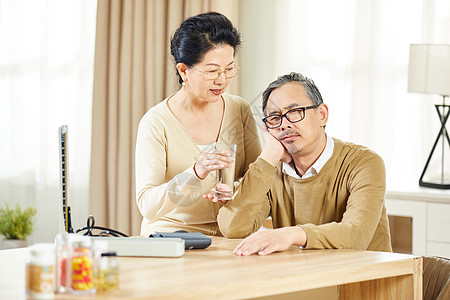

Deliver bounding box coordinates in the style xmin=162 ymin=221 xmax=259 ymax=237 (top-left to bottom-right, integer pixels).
xmin=218 ymin=139 xmax=392 ymax=252
xmin=135 ymin=93 xmax=261 ymax=236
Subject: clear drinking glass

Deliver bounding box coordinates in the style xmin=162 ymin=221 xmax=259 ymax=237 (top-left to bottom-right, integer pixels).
xmin=214 ymin=143 xmax=236 ymax=200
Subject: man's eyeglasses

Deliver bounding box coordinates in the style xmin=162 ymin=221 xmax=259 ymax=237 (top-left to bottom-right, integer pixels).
xmin=262 ymin=105 xmax=317 ymax=129
xmin=191 ymin=64 xmax=240 ymax=80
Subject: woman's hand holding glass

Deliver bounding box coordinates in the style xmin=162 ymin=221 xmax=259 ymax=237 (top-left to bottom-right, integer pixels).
xmin=197 ymin=144 xmax=235 ymax=204
xmin=194 ymin=145 xmax=234 ymax=180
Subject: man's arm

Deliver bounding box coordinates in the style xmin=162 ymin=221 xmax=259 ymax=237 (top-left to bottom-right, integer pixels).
xmin=217 ymin=157 xmax=274 ymax=237
xmin=217 ymin=127 xmax=289 ymax=238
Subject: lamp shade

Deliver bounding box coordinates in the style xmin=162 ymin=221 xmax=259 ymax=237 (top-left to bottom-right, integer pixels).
xmin=408 ymin=44 xmax=450 ymax=96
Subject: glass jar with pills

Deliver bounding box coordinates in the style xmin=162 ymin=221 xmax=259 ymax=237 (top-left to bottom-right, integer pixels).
xmin=69 ymin=238 xmax=95 ymax=295
xmin=95 ymin=251 xmax=119 ymax=294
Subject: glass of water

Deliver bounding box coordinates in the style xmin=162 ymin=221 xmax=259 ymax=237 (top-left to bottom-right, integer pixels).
xmin=214 ymin=143 xmax=236 ymax=201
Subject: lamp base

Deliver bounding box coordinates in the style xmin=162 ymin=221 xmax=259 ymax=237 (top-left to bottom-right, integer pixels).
xmin=419 ymin=180 xmax=450 ymax=190
xmin=418 ymin=96 xmax=450 ymax=189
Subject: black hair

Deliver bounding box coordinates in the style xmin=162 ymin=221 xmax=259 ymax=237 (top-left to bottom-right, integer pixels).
xmin=170 ymin=12 xmax=242 ymax=84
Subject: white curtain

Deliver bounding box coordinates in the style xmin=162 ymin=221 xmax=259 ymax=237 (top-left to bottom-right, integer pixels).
xmin=0 ymin=0 xmax=97 ymax=243
xmin=239 ymin=0 xmax=450 ymax=189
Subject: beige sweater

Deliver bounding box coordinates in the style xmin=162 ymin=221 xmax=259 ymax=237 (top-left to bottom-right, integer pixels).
xmin=218 ymin=139 xmax=392 ymax=252
xmin=135 ymin=93 xmax=261 ymax=236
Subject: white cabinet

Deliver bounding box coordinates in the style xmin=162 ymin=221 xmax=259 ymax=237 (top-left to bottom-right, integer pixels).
xmin=385 ymin=198 xmax=426 ymax=255
xmin=427 ymin=202 xmax=450 ymax=256
xmin=385 ymin=187 xmax=450 ymax=258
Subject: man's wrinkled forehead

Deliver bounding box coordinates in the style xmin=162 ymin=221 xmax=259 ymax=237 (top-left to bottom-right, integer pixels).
xmin=265 ymin=89 xmax=311 ymax=115
xmin=265 ymin=102 xmax=302 ymax=116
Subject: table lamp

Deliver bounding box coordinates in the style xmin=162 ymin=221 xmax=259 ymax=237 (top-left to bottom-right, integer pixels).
xmin=407 ymin=44 xmax=450 ymax=189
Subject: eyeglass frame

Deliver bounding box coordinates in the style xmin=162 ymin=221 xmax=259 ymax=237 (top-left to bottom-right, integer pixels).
xmin=262 ymin=105 xmax=318 ymax=129
xmin=190 ymin=64 xmax=240 ymax=80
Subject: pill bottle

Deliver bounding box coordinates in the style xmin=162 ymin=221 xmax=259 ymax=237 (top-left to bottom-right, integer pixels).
xmin=26 ymin=243 xmax=55 ymax=300
xmin=69 ymin=238 xmax=95 ymax=295
xmin=96 ymin=251 xmax=120 ymax=294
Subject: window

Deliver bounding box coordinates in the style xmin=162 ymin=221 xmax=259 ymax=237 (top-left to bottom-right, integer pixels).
xmin=0 ymin=0 xmax=97 ymax=243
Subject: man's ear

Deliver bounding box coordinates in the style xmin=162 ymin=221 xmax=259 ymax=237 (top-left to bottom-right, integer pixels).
xmin=176 ymin=63 xmax=189 ymax=82
xmin=317 ymin=103 xmax=329 ymax=127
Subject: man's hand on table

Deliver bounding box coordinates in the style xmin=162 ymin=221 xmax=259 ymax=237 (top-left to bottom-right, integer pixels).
xmin=233 ymin=226 xmax=307 ymax=256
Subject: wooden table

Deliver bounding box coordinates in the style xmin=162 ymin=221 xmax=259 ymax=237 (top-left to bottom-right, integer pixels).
xmin=1 ymin=237 xmax=422 ymax=299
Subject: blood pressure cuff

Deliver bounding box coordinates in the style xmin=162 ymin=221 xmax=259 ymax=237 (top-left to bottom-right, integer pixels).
xmin=149 ymin=231 xmax=212 ymax=250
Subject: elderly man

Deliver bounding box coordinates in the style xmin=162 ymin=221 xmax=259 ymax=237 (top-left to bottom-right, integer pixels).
xmin=215 ymin=72 xmax=392 ymax=255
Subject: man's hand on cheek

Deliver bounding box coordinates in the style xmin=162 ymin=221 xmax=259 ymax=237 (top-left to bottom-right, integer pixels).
xmin=260 ymin=127 xmax=291 ymax=166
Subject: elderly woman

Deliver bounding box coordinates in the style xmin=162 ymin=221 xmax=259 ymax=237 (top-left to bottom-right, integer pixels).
xmin=135 ymin=12 xmax=261 ymax=236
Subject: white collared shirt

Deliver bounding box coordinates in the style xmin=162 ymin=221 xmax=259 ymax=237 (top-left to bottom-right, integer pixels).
xmin=282 ymin=134 xmax=334 ymax=179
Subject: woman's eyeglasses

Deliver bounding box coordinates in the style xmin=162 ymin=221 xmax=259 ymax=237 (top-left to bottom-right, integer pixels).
xmin=262 ymin=105 xmax=317 ymax=129
xmin=191 ymin=64 xmax=239 ymax=80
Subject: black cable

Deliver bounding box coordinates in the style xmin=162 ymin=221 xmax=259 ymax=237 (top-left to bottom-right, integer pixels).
xmin=75 ymin=215 xmax=129 ymax=237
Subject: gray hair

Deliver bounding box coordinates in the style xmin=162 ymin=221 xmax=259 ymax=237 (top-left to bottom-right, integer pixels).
xmin=262 ymin=72 xmax=324 ymax=114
